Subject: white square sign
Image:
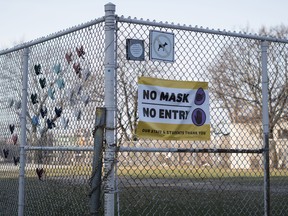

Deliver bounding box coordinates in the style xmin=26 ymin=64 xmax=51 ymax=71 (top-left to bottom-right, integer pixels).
xmin=149 ymin=30 xmax=174 ymax=62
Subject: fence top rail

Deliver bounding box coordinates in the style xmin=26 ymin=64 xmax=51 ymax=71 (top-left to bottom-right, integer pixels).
xmin=2 ymin=14 xmax=288 ymax=56
xmin=0 ymin=16 xmax=105 ymax=56
xmin=117 ymin=15 xmax=288 ymax=44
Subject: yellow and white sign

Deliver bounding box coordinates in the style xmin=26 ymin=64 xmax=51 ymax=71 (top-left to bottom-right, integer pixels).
xmin=137 ymin=77 xmax=210 ymax=140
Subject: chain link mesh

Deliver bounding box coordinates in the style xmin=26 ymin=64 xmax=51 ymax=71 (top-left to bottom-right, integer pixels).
xmin=267 ymin=41 xmax=288 ymax=216
xmin=115 ymin=19 xmax=288 ymax=216
xmin=0 ymin=49 xmax=23 ymax=216
xmin=0 ymin=20 xmax=105 ymax=215
xmin=1 ymin=12 xmax=288 ymax=216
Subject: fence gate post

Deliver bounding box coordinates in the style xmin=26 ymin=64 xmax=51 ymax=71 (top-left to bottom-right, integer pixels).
xmin=261 ymin=40 xmax=270 ymax=216
xmin=90 ymin=107 xmax=106 ymax=215
xmin=18 ymin=47 xmax=29 ymax=216
xmin=104 ymin=3 xmax=117 ymax=216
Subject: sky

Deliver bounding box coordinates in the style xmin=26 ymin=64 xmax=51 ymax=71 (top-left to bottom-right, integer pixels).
xmin=0 ymin=0 xmax=287 ymax=49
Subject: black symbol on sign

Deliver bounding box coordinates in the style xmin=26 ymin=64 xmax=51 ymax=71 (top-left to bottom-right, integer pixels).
xmin=192 ymin=108 xmax=206 ymax=126
xmin=158 ymin=42 xmax=168 ymax=51
xmin=194 ymin=88 xmax=206 ymax=105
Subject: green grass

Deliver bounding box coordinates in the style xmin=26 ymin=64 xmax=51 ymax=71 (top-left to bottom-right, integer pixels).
xmin=0 ymin=165 xmax=92 ymax=179
xmin=1 ymin=166 xmax=288 ymax=215
xmin=117 ymin=166 xmax=288 ymax=215
xmin=118 ymin=181 xmax=288 ymax=216
xmin=0 ymin=177 xmax=91 ymax=216
xmin=117 ymin=165 xmax=288 ymax=179
xmin=119 ymin=187 xmax=264 ymax=216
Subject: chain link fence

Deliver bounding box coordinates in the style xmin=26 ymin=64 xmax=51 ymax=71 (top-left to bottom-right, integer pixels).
xmin=0 ymin=17 xmax=106 ymax=215
xmin=1 ymin=3 xmax=288 ymax=216
xmin=115 ymin=17 xmax=288 ymax=216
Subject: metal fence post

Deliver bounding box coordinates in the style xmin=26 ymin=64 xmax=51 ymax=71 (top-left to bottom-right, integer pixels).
xmin=104 ymin=3 xmax=116 ymax=216
xmin=90 ymin=107 xmax=106 ymax=215
xmin=18 ymin=47 xmax=29 ymax=216
xmin=261 ymin=40 xmax=270 ymax=216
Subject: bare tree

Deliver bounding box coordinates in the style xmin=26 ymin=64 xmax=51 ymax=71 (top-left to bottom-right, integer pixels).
xmin=209 ymin=25 xmax=288 ymax=168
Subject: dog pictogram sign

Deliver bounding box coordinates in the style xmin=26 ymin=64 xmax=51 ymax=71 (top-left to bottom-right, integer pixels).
xmin=149 ymin=30 xmax=174 ymax=62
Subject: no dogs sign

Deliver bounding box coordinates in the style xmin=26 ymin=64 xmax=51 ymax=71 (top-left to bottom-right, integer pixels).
xmin=137 ymin=77 xmax=210 ymax=140
xmin=149 ymin=30 xmax=174 ymax=62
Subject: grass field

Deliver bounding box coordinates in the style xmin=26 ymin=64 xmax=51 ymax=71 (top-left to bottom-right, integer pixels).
xmin=0 ymin=177 xmax=90 ymax=216
xmin=1 ymin=165 xmax=288 ymax=215
xmin=117 ymin=166 xmax=288 ymax=216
